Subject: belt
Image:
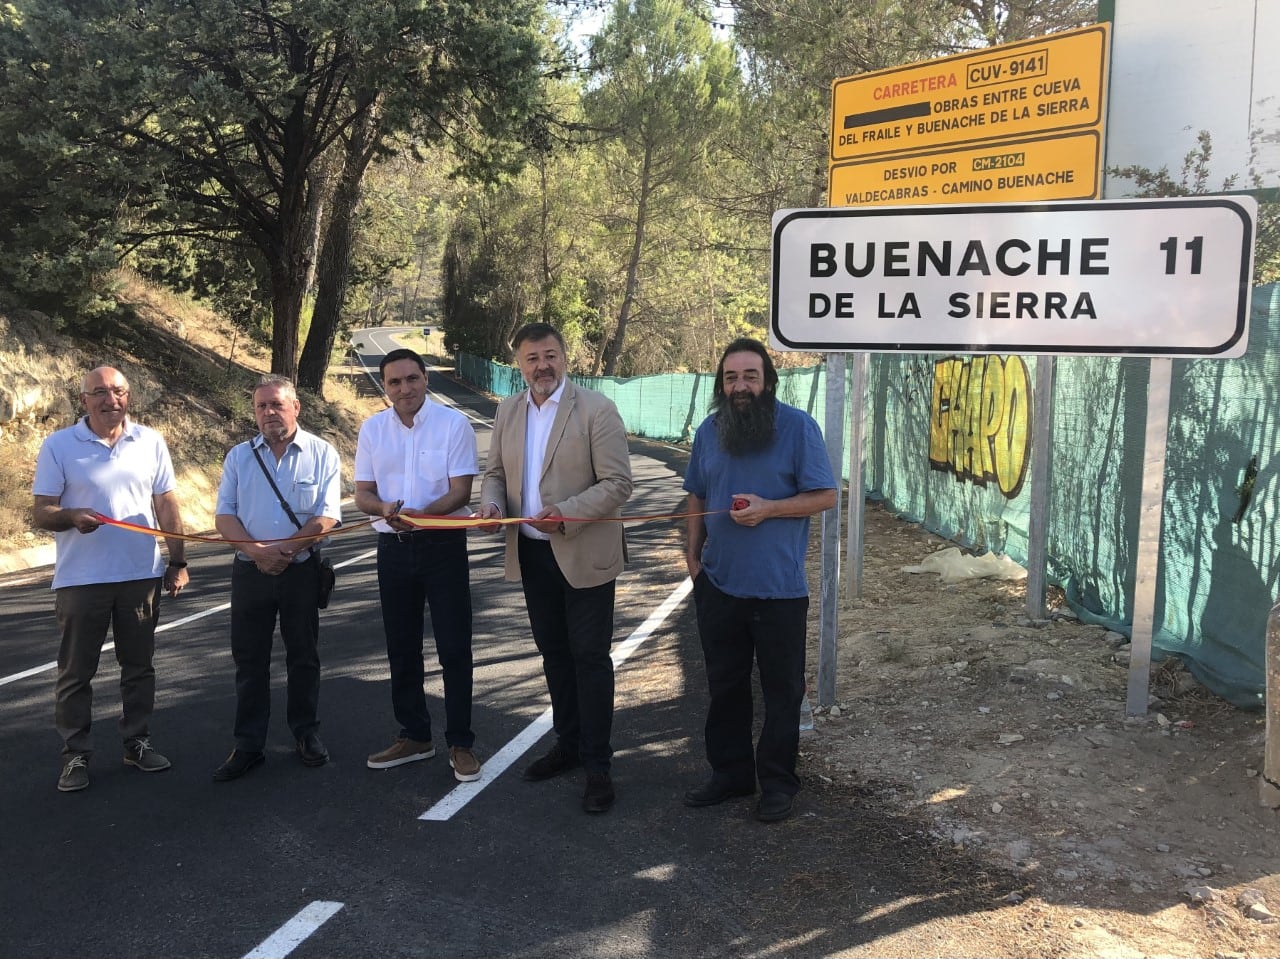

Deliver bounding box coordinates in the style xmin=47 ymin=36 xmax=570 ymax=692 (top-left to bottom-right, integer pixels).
xmin=380 ymin=529 xmax=461 ymax=543
xmin=380 ymin=529 xmax=429 ymax=543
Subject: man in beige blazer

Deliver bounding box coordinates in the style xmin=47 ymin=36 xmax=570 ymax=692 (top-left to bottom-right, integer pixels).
xmin=478 ymin=323 xmax=633 ymax=814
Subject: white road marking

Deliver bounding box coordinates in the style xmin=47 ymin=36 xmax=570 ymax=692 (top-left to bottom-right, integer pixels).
xmin=418 ymin=576 xmax=694 ymax=821
xmin=0 ymin=550 xmax=376 ymax=688
xmin=241 ymin=900 xmax=344 ymax=959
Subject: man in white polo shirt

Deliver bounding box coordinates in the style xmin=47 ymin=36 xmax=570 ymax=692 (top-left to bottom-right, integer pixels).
xmin=354 ymin=348 xmax=482 ymax=783
xmin=33 ymin=365 xmax=191 ymax=793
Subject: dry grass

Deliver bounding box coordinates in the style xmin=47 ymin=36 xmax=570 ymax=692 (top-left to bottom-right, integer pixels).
xmin=1 ymin=272 xmax=375 ymax=548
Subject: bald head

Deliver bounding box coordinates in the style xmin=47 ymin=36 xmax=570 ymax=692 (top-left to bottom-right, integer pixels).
xmin=79 ymin=366 xmax=132 ymax=439
xmin=81 ymin=366 xmax=129 ymax=396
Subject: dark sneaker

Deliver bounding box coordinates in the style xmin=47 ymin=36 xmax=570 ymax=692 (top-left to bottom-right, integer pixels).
xmin=123 ymin=737 xmax=171 ymax=772
xmin=582 ymin=772 xmax=615 ymax=814
xmin=57 ymin=755 xmax=89 ymax=793
xmin=522 ymin=743 xmax=582 ymax=782
xmin=449 ymin=746 xmax=482 ymax=782
xmin=366 ymin=737 xmax=434 ymax=769
xmin=296 ymin=733 xmax=329 ymax=767
xmin=212 ymin=749 xmax=265 ymax=782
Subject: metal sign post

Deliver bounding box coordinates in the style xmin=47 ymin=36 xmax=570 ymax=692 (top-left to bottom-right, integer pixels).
xmin=818 ymin=353 xmax=846 ymax=708
xmin=1024 ymin=356 xmax=1056 ymax=619
xmin=845 ymin=352 xmax=867 ymax=598
xmin=1126 ymin=358 xmax=1171 ymax=716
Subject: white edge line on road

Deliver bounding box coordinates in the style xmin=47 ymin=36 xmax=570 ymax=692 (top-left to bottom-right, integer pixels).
xmin=0 ymin=550 xmax=377 ymax=689
xmin=418 ymin=576 xmax=694 ymax=822
xmin=241 ymin=900 xmax=344 ymax=959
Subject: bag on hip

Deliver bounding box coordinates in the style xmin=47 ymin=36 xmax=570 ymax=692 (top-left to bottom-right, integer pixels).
xmin=314 ymin=550 xmax=336 ymax=609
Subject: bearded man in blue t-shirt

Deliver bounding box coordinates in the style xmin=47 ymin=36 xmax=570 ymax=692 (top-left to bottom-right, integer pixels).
xmin=683 ymin=338 xmax=836 ymax=823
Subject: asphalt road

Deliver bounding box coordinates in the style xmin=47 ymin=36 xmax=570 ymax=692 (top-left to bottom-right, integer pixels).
xmin=0 ymin=333 xmax=1001 ymax=958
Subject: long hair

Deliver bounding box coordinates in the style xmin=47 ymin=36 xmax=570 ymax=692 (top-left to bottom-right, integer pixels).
xmin=713 ymin=338 xmax=778 ymax=399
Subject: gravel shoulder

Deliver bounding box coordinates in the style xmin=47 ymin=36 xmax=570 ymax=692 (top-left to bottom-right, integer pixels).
xmin=801 ymin=500 xmax=1280 ymax=958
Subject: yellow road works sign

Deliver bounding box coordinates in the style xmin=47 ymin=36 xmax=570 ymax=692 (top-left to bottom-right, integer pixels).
xmin=829 ymin=131 xmax=1101 ymax=207
xmin=830 ymin=23 xmax=1109 ymax=164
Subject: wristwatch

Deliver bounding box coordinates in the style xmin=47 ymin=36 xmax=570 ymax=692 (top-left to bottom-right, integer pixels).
xmin=167 ymin=560 xmax=188 ymax=569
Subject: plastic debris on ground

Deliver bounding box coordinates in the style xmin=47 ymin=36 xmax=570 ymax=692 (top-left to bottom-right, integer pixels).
xmin=901 ymin=546 xmax=1028 ymax=585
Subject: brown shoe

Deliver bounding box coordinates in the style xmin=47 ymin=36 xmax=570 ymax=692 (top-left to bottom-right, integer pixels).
xmin=367 ymin=737 xmax=435 ymax=769
xmin=449 ymin=746 xmax=482 ymax=782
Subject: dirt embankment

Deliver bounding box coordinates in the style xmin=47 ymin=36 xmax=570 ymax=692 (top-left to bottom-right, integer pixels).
xmin=800 ymin=500 xmax=1280 ymax=958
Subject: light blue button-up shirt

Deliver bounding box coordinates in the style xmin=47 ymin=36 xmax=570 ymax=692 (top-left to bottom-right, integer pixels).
xmin=216 ymin=428 xmax=343 ymax=562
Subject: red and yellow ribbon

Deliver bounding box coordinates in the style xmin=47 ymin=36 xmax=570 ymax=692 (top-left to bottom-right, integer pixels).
xmin=93 ymin=506 xmax=730 ymax=548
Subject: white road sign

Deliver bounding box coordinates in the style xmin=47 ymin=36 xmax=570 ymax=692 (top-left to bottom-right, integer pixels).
xmin=770 ymin=197 xmax=1257 ymax=357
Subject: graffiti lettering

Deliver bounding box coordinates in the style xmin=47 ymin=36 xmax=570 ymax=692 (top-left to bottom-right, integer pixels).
xmin=928 ymin=355 xmax=1031 ymax=496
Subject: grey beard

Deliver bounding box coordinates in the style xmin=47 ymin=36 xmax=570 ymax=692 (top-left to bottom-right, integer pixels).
xmin=712 ymin=392 xmax=777 ymax=455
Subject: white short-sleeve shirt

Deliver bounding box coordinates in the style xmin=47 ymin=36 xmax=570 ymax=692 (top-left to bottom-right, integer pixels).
xmin=354 ymin=401 xmax=478 ymax=533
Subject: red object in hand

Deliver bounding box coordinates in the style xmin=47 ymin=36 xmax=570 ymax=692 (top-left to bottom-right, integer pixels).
xmin=731 ymin=498 xmax=749 ymax=511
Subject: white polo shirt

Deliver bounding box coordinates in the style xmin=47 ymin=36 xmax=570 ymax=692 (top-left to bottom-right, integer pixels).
xmin=354 ymin=400 xmax=478 ymax=533
xmin=33 ymin=418 xmax=176 ymax=589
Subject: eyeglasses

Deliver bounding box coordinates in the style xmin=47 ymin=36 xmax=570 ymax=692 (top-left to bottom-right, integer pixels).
xmin=83 ymin=387 xmax=129 ymax=399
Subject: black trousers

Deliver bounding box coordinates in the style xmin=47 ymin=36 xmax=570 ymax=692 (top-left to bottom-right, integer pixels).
xmin=693 ymin=572 xmax=807 ymax=796
xmin=229 ymin=558 xmax=321 ymax=752
xmin=517 ymin=536 xmax=616 ymax=774
xmin=376 ymin=530 xmax=474 ymax=748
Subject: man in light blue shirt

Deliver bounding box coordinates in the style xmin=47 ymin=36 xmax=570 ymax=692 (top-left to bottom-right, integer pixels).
xmin=212 ymin=375 xmax=342 ymax=781
xmin=33 ymin=366 xmax=190 ymax=794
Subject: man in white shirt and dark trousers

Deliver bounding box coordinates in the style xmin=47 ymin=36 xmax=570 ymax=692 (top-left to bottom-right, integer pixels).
xmin=355 ymin=348 xmax=482 ymax=783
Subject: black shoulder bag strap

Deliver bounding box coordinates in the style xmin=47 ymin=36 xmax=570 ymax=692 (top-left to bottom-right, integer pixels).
xmin=250 ymin=442 xmax=318 ymax=557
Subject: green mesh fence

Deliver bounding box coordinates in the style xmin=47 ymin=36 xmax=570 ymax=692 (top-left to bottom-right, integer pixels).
xmin=456 ymin=280 xmax=1280 ymax=706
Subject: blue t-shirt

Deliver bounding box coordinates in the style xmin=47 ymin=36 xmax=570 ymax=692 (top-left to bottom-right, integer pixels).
xmin=683 ymin=401 xmax=835 ymax=599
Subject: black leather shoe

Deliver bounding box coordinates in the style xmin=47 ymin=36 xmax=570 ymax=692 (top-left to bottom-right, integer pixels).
xmin=582 ymin=772 xmax=615 ymax=814
xmin=296 ymin=733 xmax=329 ymax=767
xmin=755 ymin=791 xmax=794 ymax=823
xmin=523 ymin=744 xmax=582 ymax=782
xmin=684 ymin=778 xmax=756 ymax=808
xmin=212 ymin=749 xmax=265 ymax=782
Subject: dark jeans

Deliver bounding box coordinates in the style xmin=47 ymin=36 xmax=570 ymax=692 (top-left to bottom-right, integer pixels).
xmin=229 ymin=558 xmax=322 ymax=752
xmin=693 ymin=572 xmax=808 ymax=797
xmin=376 ymin=530 xmax=473 ymax=748
xmin=54 ymin=578 xmax=162 ymax=758
xmin=517 ymin=536 xmax=616 ymax=774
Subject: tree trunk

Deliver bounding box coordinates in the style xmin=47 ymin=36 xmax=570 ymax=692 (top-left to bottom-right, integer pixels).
xmin=297 ymin=96 xmax=384 ymax=393
xmin=601 ymin=143 xmax=653 ymax=376
xmin=265 ymin=86 xmax=317 ymax=381
xmin=269 ymin=255 xmax=306 ymax=380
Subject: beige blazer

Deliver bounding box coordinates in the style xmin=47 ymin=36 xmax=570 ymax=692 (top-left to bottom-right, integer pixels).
xmin=480 ymin=381 xmax=633 ymax=589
